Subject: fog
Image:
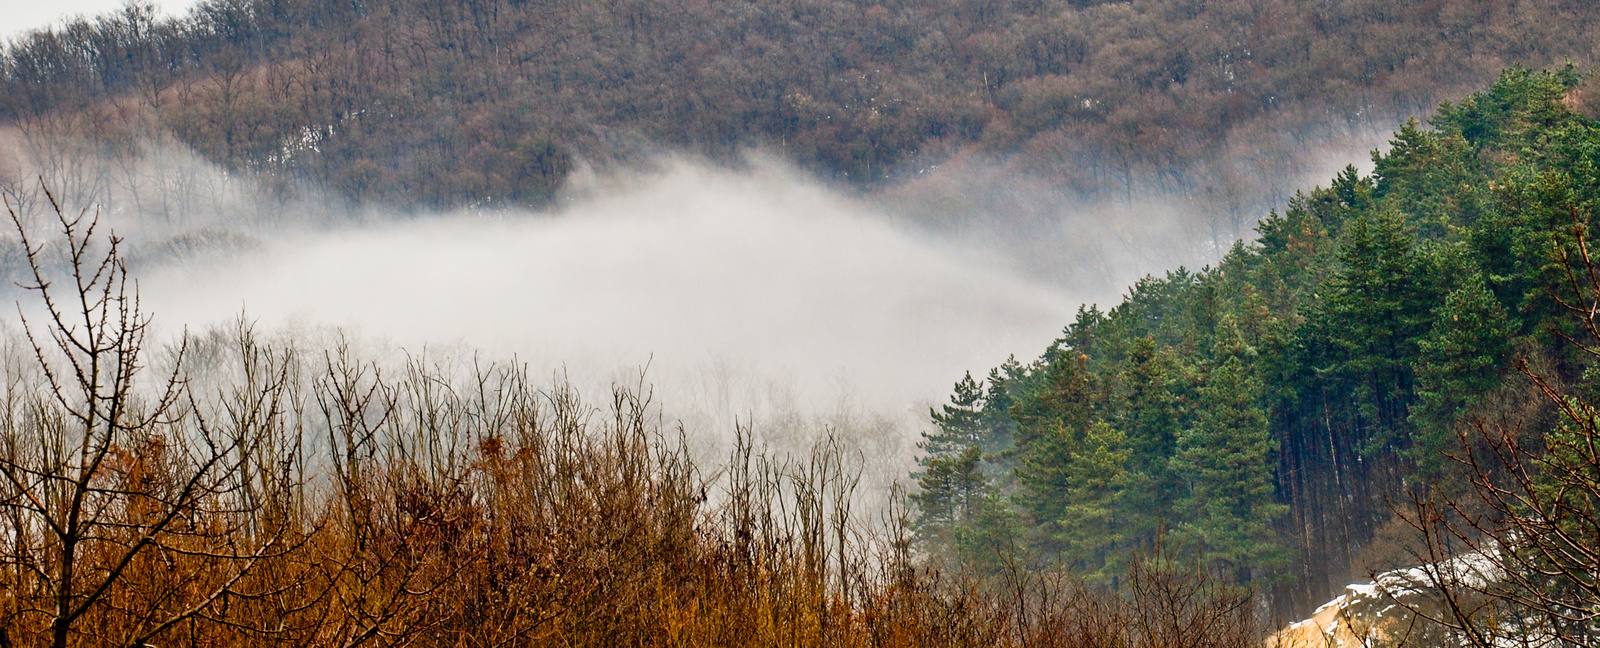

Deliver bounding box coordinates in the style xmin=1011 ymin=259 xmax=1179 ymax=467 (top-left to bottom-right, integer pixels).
xmin=0 ymin=137 xmax=1088 ymax=485
xmin=138 ymin=158 xmax=1078 ymax=418
xmin=878 ymin=130 xmax=1390 ymax=298
xmin=0 ymin=123 xmax=1391 ymax=492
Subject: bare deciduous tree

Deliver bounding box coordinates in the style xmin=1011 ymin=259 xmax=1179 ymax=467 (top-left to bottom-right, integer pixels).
xmin=1404 ymin=205 xmax=1600 ymax=647
xmin=0 ymin=184 xmax=298 ymax=647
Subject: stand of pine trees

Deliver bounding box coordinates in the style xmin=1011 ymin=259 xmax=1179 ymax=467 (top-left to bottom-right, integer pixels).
xmin=913 ymin=66 xmax=1600 ymax=616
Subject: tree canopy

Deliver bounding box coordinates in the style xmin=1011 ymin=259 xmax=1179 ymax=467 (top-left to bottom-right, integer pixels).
xmin=7 ymin=0 xmax=1600 ymax=209
xmin=912 ymin=67 xmax=1600 ymax=615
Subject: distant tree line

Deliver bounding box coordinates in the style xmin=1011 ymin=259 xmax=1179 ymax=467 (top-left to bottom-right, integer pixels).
xmin=6 ymin=0 xmax=1600 ymax=209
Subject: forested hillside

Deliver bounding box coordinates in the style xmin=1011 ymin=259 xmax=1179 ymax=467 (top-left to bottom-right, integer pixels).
xmin=6 ymin=0 xmax=1600 ymax=210
xmin=13 ymin=0 xmax=1600 ymax=637
xmin=912 ymin=67 xmax=1600 ymax=615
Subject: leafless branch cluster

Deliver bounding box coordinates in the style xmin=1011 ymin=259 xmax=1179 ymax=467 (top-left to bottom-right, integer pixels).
xmin=1399 ymin=205 xmax=1600 ymax=647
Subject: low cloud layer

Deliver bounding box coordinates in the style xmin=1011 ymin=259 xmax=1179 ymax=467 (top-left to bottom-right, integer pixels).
xmin=139 ymin=159 xmax=1078 ymax=419
xmin=2 ymin=124 xmax=1389 ymax=491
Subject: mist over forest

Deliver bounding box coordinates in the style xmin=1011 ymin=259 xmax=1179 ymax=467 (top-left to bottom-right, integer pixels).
xmin=6 ymin=0 xmax=1600 ymax=646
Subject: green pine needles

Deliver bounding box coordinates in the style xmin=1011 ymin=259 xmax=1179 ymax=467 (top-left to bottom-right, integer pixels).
xmin=911 ymin=66 xmax=1600 ymax=612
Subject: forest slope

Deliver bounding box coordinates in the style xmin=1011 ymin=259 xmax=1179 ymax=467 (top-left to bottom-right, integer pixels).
xmin=912 ymin=67 xmax=1600 ymax=617
xmin=11 ymin=0 xmax=1600 ymax=628
xmin=5 ymin=0 xmax=1600 ymax=211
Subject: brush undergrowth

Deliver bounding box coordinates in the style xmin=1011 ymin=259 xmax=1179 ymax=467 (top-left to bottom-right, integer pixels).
xmin=0 ymin=190 xmax=1261 ymax=648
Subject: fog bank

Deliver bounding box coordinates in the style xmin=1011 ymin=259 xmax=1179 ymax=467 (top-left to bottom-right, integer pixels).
xmin=138 ymin=158 xmax=1076 ymax=423
xmin=1 ymin=122 xmax=1394 ymax=485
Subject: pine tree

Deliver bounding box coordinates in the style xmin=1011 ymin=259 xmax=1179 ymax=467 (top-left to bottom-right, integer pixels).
xmin=913 ymin=445 xmax=987 ymax=528
xmin=1331 ymin=164 xmax=1375 ymax=215
xmin=948 ymin=491 xmax=1023 ymax=575
xmin=979 ymin=356 xmax=1028 ymax=465
xmin=1122 ymin=336 xmax=1181 ymax=478
xmin=1055 ymin=422 xmax=1137 ymax=582
xmin=1061 ymin=305 xmax=1105 ymax=357
xmin=916 ymin=373 xmax=993 ymax=534
xmin=1011 ymin=350 xmax=1134 ymax=571
xmin=1011 ymin=351 xmax=1096 ymax=450
xmin=1171 ymin=346 xmax=1287 ymax=581
xmin=1011 ymin=351 xmax=1094 ymax=542
xmin=1313 ymin=210 xmax=1439 ymax=451
xmin=923 ymin=371 xmax=986 ymax=457
xmin=1411 ymin=270 xmax=1515 ymax=477
xmin=1115 ymin=336 xmax=1183 ymax=545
